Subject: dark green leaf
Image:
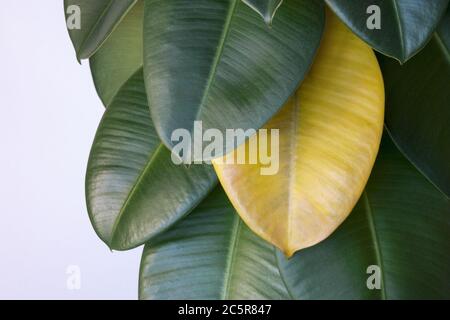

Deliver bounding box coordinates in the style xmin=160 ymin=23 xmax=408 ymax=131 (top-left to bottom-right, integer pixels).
xmin=90 ymin=1 xmax=144 ymax=106
xmin=64 ymin=0 xmax=137 ymax=60
xmin=278 ymin=134 xmax=450 ymax=299
xmin=326 ymin=0 xmax=449 ymax=62
xmin=139 ymin=187 xmax=291 ymax=300
xmin=143 ymin=0 xmax=325 ymax=158
xmin=241 ymin=0 xmax=283 ymax=25
xmin=378 ymin=8 xmax=450 ymax=198
xmin=86 ymin=70 xmax=217 ymax=250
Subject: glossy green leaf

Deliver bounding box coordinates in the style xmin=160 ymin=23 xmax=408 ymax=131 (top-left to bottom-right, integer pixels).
xmin=326 ymin=0 xmax=449 ymax=62
xmin=64 ymin=0 xmax=137 ymax=60
xmin=143 ymin=0 xmax=325 ymax=158
xmin=86 ymin=70 xmax=217 ymax=250
xmin=241 ymin=0 xmax=283 ymax=25
xmin=139 ymin=187 xmax=291 ymax=300
xmin=90 ymin=1 xmax=144 ymax=107
xmin=378 ymin=8 xmax=450 ymax=199
xmin=278 ymin=134 xmax=450 ymax=299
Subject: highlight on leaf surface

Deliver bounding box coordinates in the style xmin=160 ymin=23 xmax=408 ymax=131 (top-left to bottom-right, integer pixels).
xmin=213 ymin=10 xmax=385 ymax=257
xmin=86 ymin=70 xmax=217 ymax=250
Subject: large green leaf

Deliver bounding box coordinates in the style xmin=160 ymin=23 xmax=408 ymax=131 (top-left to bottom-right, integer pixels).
xmin=241 ymin=0 xmax=283 ymax=25
xmin=139 ymin=187 xmax=291 ymax=300
xmin=86 ymin=70 xmax=217 ymax=250
xmin=143 ymin=0 xmax=325 ymax=158
xmin=326 ymin=0 xmax=449 ymax=62
xmin=64 ymin=0 xmax=137 ymax=60
xmin=378 ymin=8 xmax=450 ymax=199
xmin=278 ymin=134 xmax=450 ymax=299
xmin=90 ymin=1 xmax=144 ymax=107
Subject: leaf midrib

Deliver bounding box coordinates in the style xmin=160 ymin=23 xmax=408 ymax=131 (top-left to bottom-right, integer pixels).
xmin=193 ymin=0 xmax=239 ymax=124
xmin=363 ymin=191 xmax=387 ymax=300
xmin=286 ymin=94 xmax=300 ymax=252
xmin=77 ymin=0 xmax=114 ymax=58
xmin=76 ymin=0 xmax=138 ymax=59
xmin=273 ymin=248 xmax=295 ymax=299
xmin=109 ymin=143 xmax=165 ymax=246
xmin=391 ymin=0 xmax=406 ymax=60
xmin=221 ymin=214 xmax=242 ymax=299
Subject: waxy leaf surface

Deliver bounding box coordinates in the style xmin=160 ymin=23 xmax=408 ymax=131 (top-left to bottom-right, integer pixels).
xmin=86 ymin=71 xmax=217 ymax=250
xmin=213 ymin=12 xmax=385 ymax=256
xmin=143 ymin=0 xmax=325 ymax=157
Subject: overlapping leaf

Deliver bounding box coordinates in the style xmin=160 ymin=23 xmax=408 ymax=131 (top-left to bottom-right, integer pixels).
xmin=378 ymin=7 xmax=450 ymax=198
xmin=86 ymin=70 xmax=217 ymax=250
xmin=213 ymin=11 xmax=384 ymax=256
xmin=62 ymin=0 xmax=450 ymax=301
xmin=143 ymin=0 xmax=325 ymax=158
xmin=139 ymin=187 xmax=290 ymax=300
xmin=64 ymin=0 xmax=137 ymax=60
xmin=326 ymin=0 xmax=449 ymax=62
xmin=278 ymin=135 xmax=450 ymax=299
xmin=90 ymin=1 xmax=144 ymax=106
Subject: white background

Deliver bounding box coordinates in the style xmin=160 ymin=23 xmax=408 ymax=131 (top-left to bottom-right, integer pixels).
xmin=0 ymin=1 xmax=141 ymax=299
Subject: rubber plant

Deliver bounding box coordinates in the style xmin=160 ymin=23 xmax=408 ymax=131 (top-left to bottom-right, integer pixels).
xmin=64 ymin=0 xmax=450 ymax=299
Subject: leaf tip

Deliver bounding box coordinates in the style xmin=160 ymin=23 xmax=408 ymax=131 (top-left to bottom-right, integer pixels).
xmin=241 ymin=0 xmax=283 ymax=27
xmin=283 ymin=248 xmax=296 ymax=259
xmin=262 ymin=13 xmax=275 ymax=27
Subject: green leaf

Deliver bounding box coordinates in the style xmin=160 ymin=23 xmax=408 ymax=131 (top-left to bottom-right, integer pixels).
xmin=64 ymin=0 xmax=138 ymax=60
xmin=143 ymin=0 xmax=325 ymax=158
xmin=86 ymin=70 xmax=217 ymax=250
xmin=326 ymin=0 xmax=449 ymax=63
xmin=241 ymin=0 xmax=283 ymax=25
xmin=378 ymin=7 xmax=450 ymax=198
xmin=277 ymin=134 xmax=450 ymax=299
xmin=139 ymin=187 xmax=291 ymax=300
xmin=90 ymin=1 xmax=144 ymax=107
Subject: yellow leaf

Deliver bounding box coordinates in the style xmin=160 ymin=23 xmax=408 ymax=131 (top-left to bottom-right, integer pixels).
xmin=212 ymin=11 xmax=385 ymax=257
